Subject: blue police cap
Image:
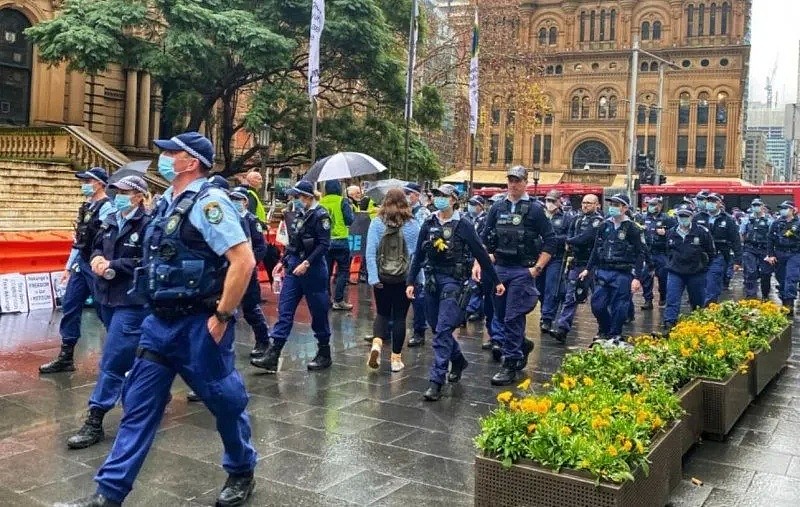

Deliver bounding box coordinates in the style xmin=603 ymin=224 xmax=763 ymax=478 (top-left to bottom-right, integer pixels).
xmin=468 ymin=195 xmax=485 ymax=206
xmin=403 ymin=182 xmax=422 ymax=194
xmin=287 ymin=180 xmax=315 ymax=197
xmin=75 ymin=167 xmax=109 ymax=185
xmin=109 ymin=175 xmax=148 ymax=194
xmin=695 ymin=191 xmax=708 ymax=199
xmin=646 ymin=196 xmax=662 ymax=205
xmin=779 ymin=200 xmax=796 ymax=209
xmin=229 ymin=186 xmax=249 ymax=200
xmin=153 ymin=132 xmax=215 ymax=169
xmin=751 ymin=198 xmax=764 ymax=206
xmin=433 ymin=184 xmax=459 ymax=197
xmin=208 ymin=174 xmax=230 ymax=190
xmin=707 ymin=193 xmax=723 ymax=202
xmin=675 ymin=204 xmax=693 ymax=217
xmin=605 ymin=193 xmax=631 ymax=207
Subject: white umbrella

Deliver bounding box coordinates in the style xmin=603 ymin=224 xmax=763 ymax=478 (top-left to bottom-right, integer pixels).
xmin=365 ymin=178 xmax=408 ymax=204
xmin=304 ymin=152 xmax=388 ymax=182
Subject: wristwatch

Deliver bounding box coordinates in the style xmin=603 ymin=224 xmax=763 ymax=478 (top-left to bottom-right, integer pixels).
xmin=214 ymin=310 xmax=233 ymax=323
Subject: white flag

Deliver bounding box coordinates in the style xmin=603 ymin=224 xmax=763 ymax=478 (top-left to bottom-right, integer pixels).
xmin=308 ymin=0 xmax=325 ymax=100
xmin=469 ymin=9 xmax=479 ymax=135
xmin=404 ymin=0 xmax=419 ymax=120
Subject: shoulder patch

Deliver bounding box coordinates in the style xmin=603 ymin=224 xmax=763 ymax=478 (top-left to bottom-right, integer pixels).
xmin=322 ymin=217 xmax=331 ymax=230
xmin=203 ymin=202 xmax=224 ymax=224
xmin=255 ymin=223 xmax=263 ymax=233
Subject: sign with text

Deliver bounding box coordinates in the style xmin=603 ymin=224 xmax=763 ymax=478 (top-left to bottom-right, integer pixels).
xmin=26 ymin=273 xmax=54 ymax=311
xmin=0 ymin=274 xmax=28 ymax=313
xmin=348 ymin=212 xmax=371 ymax=256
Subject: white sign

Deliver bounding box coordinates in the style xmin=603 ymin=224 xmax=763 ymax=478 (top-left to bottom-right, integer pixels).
xmin=26 ymin=273 xmax=54 ymax=311
xmin=0 ymin=274 xmax=28 ymax=313
xmin=468 ymin=9 xmax=479 ymax=135
xmin=51 ymin=271 xmax=66 ymax=309
xmin=308 ymin=0 xmax=325 ymax=99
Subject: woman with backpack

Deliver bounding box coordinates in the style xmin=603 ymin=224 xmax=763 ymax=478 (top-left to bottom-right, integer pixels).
xmin=365 ymin=187 xmax=421 ymax=372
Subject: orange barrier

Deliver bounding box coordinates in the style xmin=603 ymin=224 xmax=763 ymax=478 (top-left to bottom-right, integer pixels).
xmin=0 ymin=231 xmax=74 ymax=275
xmin=349 ymin=255 xmax=362 ymax=284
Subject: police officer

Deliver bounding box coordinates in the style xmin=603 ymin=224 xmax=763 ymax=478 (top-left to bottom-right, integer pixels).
xmin=663 ymin=204 xmax=716 ymax=329
xmin=465 ymin=195 xmax=487 ymax=322
xmin=66 ymin=175 xmax=152 ymax=450
xmin=693 ymin=191 xmax=710 ymax=227
xmin=479 ymin=166 xmax=556 ymax=386
xmin=579 ymin=194 xmax=645 ymax=346
xmin=251 ymin=180 xmax=332 ymax=372
xmin=320 ymin=179 xmax=355 ymax=310
xmin=700 ymin=193 xmax=741 ymax=305
xmin=40 ymin=167 xmax=115 ymax=374
xmin=406 ymin=185 xmax=503 ymax=401
xmin=640 ymin=197 xmax=676 ymax=309
xmin=741 ymin=198 xmax=774 ymax=300
xmin=538 ymin=190 xmax=571 ymax=335
xmin=58 ymin=132 xmax=258 ymax=507
xmin=767 ymin=201 xmax=800 ymax=313
xmin=551 ymin=193 xmax=603 ymax=342
xmin=405 ymin=183 xmax=431 ymax=347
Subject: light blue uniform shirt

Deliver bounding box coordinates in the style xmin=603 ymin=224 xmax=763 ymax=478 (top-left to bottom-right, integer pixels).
xmin=66 ymin=198 xmax=116 ymax=269
xmin=161 ymin=178 xmax=247 ymax=256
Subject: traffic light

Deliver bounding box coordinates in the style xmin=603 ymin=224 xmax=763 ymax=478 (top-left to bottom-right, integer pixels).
xmin=658 ymin=174 xmax=667 ymax=185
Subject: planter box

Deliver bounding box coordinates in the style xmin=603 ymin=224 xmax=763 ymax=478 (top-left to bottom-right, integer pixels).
xmin=676 ymin=379 xmax=703 ymax=455
xmin=750 ymin=325 xmax=792 ymax=397
xmin=474 ymin=422 xmax=683 ymax=507
xmin=700 ymin=369 xmax=753 ymax=440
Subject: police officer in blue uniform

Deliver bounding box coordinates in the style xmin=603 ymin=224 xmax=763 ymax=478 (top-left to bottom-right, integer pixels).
xmin=58 ymin=132 xmax=258 ymax=507
xmin=479 ymin=166 xmax=556 ymax=386
xmin=579 ymin=194 xmax=645 ymax=346
xmin=40 ymin=167 xmax=115 ymax=374
xmin=741 ymin=198 xmax=774 ymax=300
xmin=699 ymin=193 xmax=741 ymax=305
xmin=538 ymin=190 xmax=572 ymax=335
xmin=663 ymin=204 xmax=716 ymax=329
xmin=767 ymin=201 xmax=800 ymax=314
xmin=692 ymin=191 xmax=710 ymax=227
xmin=404 ymin=183 xmax=431 ymax=347
xmin=251 ymin=179 xmax=333 ymax=372
xmin=640 ymin=197 xmax=676 ymax=309
xmin=551 ymin=193 xmax=603 ymax=342
xmin=406 ymin=184 xmax=503 ymax=401
xmin=66 ymin=176 xmax=152 ymax=450
xmin=465 ymin=195 xmax=487 ymax=321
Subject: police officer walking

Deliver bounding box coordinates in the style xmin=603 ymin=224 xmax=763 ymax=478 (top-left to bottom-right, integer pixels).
xmin=640 ymin=197 xmax=676 ymax=309
xmin=66 ymin=175 xmax=152 ymax=450
xmin=741 ymin=198 xmax=774 ymax=300
xmin=58 ymin=132 xmax=258 ymax=507
xmin=478 ymin=166 xmax=556 ymax=386
xmin=404 ymin=183 xmax=431 ymax=347
xmin=663 ymin=204 xmax=716 ymax=329
xmin=551 ymin=193 xmax=603 ymax=342
xmin=251 ymin=180 xmax=333 ymax=372
xmin=320 ymin=180 xmax=355 ymax=310
xmin=579 ymin=194 xmax=645 ymax=346
xmin=698 ymin=193 xmax=741 ymax=305
xmin=40 ymin=167 xmax=115 ymax=374
xmin=407 ymin=184 xmax=503 ymax=401
xmin=538 ymin=190 xmax=571 ymax=335
xmin=767 ymin=201 xmax=800 ymax=314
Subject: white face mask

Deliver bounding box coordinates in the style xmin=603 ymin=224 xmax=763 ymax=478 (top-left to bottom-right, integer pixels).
xmin=545 ymin=202 xmax=558 ymax=212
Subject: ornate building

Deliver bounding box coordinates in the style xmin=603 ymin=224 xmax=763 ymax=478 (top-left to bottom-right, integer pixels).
xmin=452 ymin=0 xmax=751 ymax=186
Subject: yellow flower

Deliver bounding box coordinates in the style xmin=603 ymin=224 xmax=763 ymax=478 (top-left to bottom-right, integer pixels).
xmin=621 ymin=440 xmax=633 ymax=452
xmin=569 ymin=403 xmax=580 ymax=413
xmin=582 ymin=377 xmax=594 ymax=387
xmin=497 ymin=391 xmax=513 ymax=404
xmin=542 ymin=382 xmax=551 ymax=388
xmin=715 ymin=349 xmax=726 ymax=359
xmin=555 ymin=402 xmax=566 ymax=413
xmin=518 ymin=398 xmax=537 ymax=413
xmin=559 ymin=376 xmax=577 ymax=390
xmin=636 ymin=440 xmax=645 ymax=454
xmin=745 ymin=351 xmax=755 ymax=361
xmin=509 ymin=400 xmax=520 ymax=411
xmin=680 ymin=347 xmax=692 ymax=357
xmin=738 ymin=365 xmax=750 ymax=374
xmin=606 ymin=445 xmax=618 ymax=457
xmin=651 ymin=415 xmax=664 ymax=430
xmin=636 ymin=410 xmax=649 ymax=424
xmin=517 ymin=378 xmax=532 ymax=391
xmin=527 ymin=423 xmax=537 ymax=433
xmin=560 ymin=426 xmax=572 ymax=436
xmin=635 ymin=374 xmax=648 ymax=385
xmin=591 ymin=416 xmax=609 ymax=430
xmin=601 ymin=407 xmax=612 ymax=417
xmin=691 ymin=337 xmax=700 ymax=349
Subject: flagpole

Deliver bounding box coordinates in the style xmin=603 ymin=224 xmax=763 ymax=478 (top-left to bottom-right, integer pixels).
xmin=468 ymin=7 xmax=479 ymax=196
xmin=469 ymin=133 xmax=475 ymax=196
xmin=308 ymin=0 xmax=325 ymax=176
xmin=311 ymin=97 xmax=318 ymax=165
xmin=403 ymin=0 xmax=419 ymax=180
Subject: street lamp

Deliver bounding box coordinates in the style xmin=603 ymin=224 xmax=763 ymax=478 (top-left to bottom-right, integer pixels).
xmin=532 ymin=166 xmax=541 ymax=197
xmin=256 ymin=123 xmax=272 ymax=205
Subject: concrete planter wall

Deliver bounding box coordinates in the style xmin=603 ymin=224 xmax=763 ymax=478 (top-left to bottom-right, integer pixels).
xmin=750 ymin=325 xmax=792 ymax=397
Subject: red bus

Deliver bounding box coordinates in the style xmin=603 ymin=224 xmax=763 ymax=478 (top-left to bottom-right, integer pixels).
xmin=638 ymin=181 xmax=800 ymax=211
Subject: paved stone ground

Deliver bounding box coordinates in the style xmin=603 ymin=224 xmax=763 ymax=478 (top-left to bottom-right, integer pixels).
xmin=0 ymin=277 xmax=798 ymax=506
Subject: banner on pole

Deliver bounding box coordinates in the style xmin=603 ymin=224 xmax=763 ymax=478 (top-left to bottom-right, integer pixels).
xmin=468 ymin=8 xmax=479 ymax=135
xmin=308 ymin=0 xmax=326 ymax=99
xmin=404 ymin=0 xmax=419 ymax=121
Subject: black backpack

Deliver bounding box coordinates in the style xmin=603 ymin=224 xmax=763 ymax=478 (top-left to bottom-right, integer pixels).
xmin=378 ymin=224 xmax=409 ymax=284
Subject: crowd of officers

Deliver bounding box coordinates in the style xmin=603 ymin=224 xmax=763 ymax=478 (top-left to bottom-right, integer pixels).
xmin=46 ymin=132 xmax=800 ymax=506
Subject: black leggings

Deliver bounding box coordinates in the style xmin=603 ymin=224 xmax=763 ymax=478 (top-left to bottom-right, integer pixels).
xmin=372 ymin=282 xmax=412 ymax=354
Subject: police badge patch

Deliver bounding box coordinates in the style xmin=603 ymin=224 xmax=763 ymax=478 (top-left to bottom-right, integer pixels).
xmin=84 ymin=213 xmax=92 ymax=222
xmin=618 ymin=231 xmax=626 ymax=240
xmin=165 ymin=215 xmax=180 ymax=234
xmin=256 ymin=223 xmax=263 ymax=233
xmin=693 ymin=237 xmax=700 ymax=245
xmin=593 ymin=219 xmax=602 ymax=227
xmin=204 ymin=202 xmax=223 ymax=224
xmin=511 ymin=215 xmax=522 ymax=225
xmin=443 ymin=228 xmax=452 ymax=239
xmin=130 ymin=232 xmax=139 ymax=243
xmin=322 ymin=218 xmax=331 ymax=230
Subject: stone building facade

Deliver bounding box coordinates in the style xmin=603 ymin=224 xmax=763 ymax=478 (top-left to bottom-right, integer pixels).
xmin=457 ymin=0 xmax=751 ymax=184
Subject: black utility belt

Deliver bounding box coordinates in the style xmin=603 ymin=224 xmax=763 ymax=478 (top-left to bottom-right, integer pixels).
xmin=495 ymin=258 xmax=538 ymax=268
xmin=597 ymin=263 xmax=633 ymax=272
xmin=149 ymin=297 xmax=219 ymax=319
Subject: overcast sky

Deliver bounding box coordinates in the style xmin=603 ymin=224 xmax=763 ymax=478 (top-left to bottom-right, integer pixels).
xmin=749 ymin=0 xmax=800 ymax=105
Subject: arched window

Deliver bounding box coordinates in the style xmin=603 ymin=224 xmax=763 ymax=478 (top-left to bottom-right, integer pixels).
xmin=555 ymin=65 xmax=563 ymax=75
xmin=641 ymin=21 xmax=650 ymax=40
xmin=572 ymin=140 xmax=611 ymax=169
xmin=650 ymin=62 xmax=659 ymax=72
xmin=610 ymin=10 xmax=617 ymax=40
xmin=698 ymin=4 xmax=705 ymax=36
xmin=710 ymin=4 xmax=717 ymax=35
xmin=697 ymin=92 xmax=709 ymax=124
xmin=546 ymin=65 xmax=554 ymax=75
xmin=579 ymin=11 xmax=586 ymax=42
xmin=549 ymin=26 xmax=558 ymax=45
xmin=581 ymin=96 xmax=590 ymax=119
xmin=571 ymin=89 xmax=590 ymax=119
xmin=538 ymin=28 xmax=547 ymax=45
xmin=687 ymin=5 xmax=695 ymax=37
xmin=637 ymin=104 xmax=648 ymax=124
xmin=679 ymin=92 xmax=691 ymax=125
xmin=491 ymin=98 xmax=501 ymax=126
xmin=0 ymin=8 xmax=33 ymax=126
xmin=653 ymin=21 xmax=662 ymax=40
xmin=598 ymin=89 xmax=617 ymax=119
xmin=649 ymin=104 xmax=659 ymax=124
xmin=506 ymin=101 xmax=516 ymax=126
xmin=641 ymin=61 xmax=650 ymax=72
xmin=721 ymin=2 xmax=730 ymax=35
xmin=590 ymin=10 xmax=596 ymax=41
xmin=600 ymin=10 xmax=606 ymax=41
xmin=716 ymin=91 xmax=728 ymax=124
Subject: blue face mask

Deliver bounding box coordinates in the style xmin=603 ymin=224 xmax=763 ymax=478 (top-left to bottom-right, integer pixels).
xmin=751 ymin=205 xmax=762 ymax=214
xmin=467 ymin=204 xmax=477 ymax=215
xmin=780 ymin=208 xmax=790 ymax=217
xmin=434 ymin=197 xmax=450 ymax=211
xmin=678 ymin=217 xmax=692 ymax=228
xmin=114 ymin=194 xmax=133 ymax=212
xmin=293 ymin=198 xmax=305 ymax=211
xmin=706 ymin=201 xmax=718 ymax=212
xmin=607 ymin=205 xmax=621 ymax=217
xmin=647 ymin=205 xmax=657 ymax=213
xmin=234 ymin=201 xmax=246 ymax=214
xmin=158 ymin=155 xmax=177 ymax=182
xmin=80 ymin=183 xmax=94 ymax=196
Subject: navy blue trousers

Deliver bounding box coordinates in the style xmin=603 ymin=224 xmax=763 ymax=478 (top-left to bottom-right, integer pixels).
xmin=663 ymin=271 xmax=706 ymax=325
xmin=494 ymin=266 xmax=539 ymax=363
xmin=590 ymin=268 xmax=633 ymax=336
xmin=704 ymin=255 xmax=727 ymax=305
xmin=425 ymin=274 xmax=465 ymax=385
xmin=271 ymin=261 xmax=331 ymax=346
xmin=641 ymin=252 xmax=668 ymax=303
xmin=60 ymin=256 xmax=100 ymax=345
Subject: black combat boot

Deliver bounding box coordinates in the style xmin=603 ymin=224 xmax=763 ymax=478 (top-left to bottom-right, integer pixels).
xmin=491 ymin=359 xmax=521 ymax=386
xmin=53 ymin=493 xmax=120 ymax=507
xmin=539 ymin=320 xmax=552 ymax=335
xmin=550 ymin=328 xmax=568 ymax=343
xmin=250 ymin=340 xmax=269 ymax=358
xmin=250 ymin=341 xmax=284 ymax=373
xmin=521 ymin=339 xmax=534 ymax=368
xmin=216 ymin=472 xmax=255 ymax=507
xmin=186 ymin=391 xmax=201 ymax=402
xmin=307 ymin=344 xmax=332 ymax=371
xmin=66 ymin=408 xmax=105 ymax=449
xmin=447 ymin=355 xmax=469 ymax=383
xmin=408 ymin=331 xmax=425 ymax=347
xmin=782 ymin=299 xmax=795 ymax=316
xmin=423 ymin=381 xmax=443 ymax=401
xmin=491 ymin=343 xmax=502 ymax=362
xmin=39 ymin=343 xmax=76 ymax=374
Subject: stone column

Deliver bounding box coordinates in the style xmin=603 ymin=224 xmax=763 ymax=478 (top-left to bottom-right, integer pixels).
xmin=136 ymin=72 xmax=151 ymax=149
xmin=124 ymin=70 xmax=138 ymax=148
xmin=150 ymin=87 xmax=162 ymax=144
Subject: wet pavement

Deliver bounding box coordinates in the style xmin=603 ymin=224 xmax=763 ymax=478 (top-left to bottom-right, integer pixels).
xmin=0 ymin=280 xmax=799 ymax=506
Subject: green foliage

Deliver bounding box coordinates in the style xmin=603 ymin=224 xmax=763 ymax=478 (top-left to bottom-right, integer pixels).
xmin=413 ymin=85 xmax=444 ymax=131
